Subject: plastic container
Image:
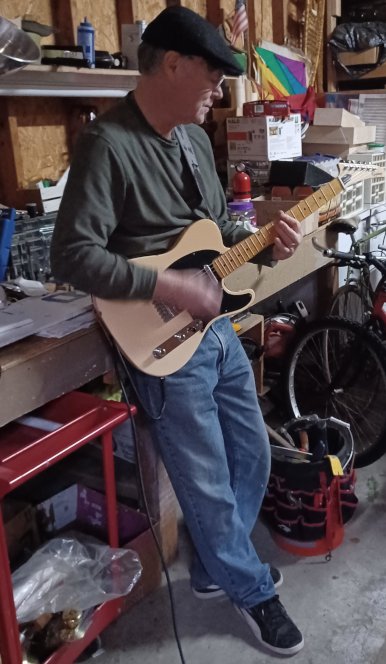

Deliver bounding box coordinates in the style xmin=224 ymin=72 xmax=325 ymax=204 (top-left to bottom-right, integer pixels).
xmin=367 ymin=142 xmax=385 ymax=151
xmin=77 ymin=17 xmax=95 ymax=68
xmin=227 ymin=200 xmax=256 ymax=227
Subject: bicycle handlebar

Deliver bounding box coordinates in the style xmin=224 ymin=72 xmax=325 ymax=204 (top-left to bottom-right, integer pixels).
xmin=312 ymin=237 xmax=386 ymax=275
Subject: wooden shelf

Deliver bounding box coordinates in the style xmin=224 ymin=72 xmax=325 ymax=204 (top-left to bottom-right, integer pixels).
xmin=0 ymin=65 xmax=140 ymax=97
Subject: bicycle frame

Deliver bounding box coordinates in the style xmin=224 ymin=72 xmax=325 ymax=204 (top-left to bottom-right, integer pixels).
xmin=314 ymin=235 xmax=386 ymax=337
xmin=338 ymin=221 xmax=386 ymax=297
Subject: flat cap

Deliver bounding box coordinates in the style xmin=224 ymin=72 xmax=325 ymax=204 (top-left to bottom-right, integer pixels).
xmin=142 ymin=6 xmax=243 ymax=77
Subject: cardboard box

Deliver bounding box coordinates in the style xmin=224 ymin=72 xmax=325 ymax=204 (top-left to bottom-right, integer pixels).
xmin=212 ymin=108 xmax=237 ymax=147
xmin=226 ymin=114 xmax=302 ymax=160
xmin=303 ymin=124 xmax=376 ymax=146
xmin=313 ymin=108 xmax=364 ymax=127
xmin=36 ymin=484 xmax=149 ymax=545
xmin=339 ymin=48 xmax=379 ymax=67
xmin=251 ymin=196 xmax=319 ymax=235
xmin=301 ymin=142 xmax=371 ymax=157
xmin=3 ymin=499 xmax=40 ymax=563
xmin=123 ymin=526 xmax=162 ymax=612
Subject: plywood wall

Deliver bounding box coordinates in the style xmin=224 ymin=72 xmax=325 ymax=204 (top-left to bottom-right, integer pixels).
xmin=0 ymin=0 xmax=290 ymax=207
xmin=0 ymin=1 xmax=277 ymax=51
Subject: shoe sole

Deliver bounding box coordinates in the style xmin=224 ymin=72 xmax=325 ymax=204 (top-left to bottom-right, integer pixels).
xmin=191 ymin=586 xmax=226 ymax=599
xmin=234 ymin=605 xmax=304 ymax=656
xmin=192 ymin=568 xmax=283 ymax=600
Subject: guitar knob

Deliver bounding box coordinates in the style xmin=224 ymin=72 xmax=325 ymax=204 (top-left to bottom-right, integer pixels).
xmin=153 ymin=347 xmax=166 ymax=359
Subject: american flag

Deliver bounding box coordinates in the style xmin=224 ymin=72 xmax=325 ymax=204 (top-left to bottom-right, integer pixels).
xmin=231 ymin=0 xmax=248 ymax=45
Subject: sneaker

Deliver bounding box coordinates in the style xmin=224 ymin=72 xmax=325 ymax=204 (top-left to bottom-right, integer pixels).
xmin=192 ymin=565 xmax=283 ymax=600
xmin=235 ymin=595 xmax=304 ymax=656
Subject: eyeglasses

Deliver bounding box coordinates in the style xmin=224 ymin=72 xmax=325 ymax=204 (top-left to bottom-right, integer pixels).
xmin=208 ymin=72 xmax=225 ymax=90
xmin=186 ymin=55 xmax=225 ymax=91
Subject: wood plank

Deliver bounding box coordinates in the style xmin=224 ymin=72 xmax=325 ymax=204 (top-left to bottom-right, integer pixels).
xmin=50 ymin=0 xmax=75 ymax=45
xmin=237 ymin=313 xmax=264 ymax=394
xmin=326 ymin=0 xmax=338 ymax=91
xmin=115 ymin=0 xmax=134 ymax=26
xmin=272 ymin=0 xmax=286 ymax=44
xmin=0 ymin=100 xmax=20 ymax=203
xmin=0 ymin=326 xmax=113 ymax=428
xmin=206 ymin=0 xmax=224 ymax=27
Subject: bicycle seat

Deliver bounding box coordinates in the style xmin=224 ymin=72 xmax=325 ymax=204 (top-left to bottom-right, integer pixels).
xmin=327 ymin=216 xmax=359 ymax=235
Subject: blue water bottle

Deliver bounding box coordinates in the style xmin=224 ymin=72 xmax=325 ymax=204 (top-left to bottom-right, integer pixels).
xmin=77 ymin=17 xmax=95 ymax=68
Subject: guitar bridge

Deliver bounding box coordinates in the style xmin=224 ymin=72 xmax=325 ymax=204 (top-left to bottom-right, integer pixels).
xmin=153 ymin=320 xmax=204 ymax=359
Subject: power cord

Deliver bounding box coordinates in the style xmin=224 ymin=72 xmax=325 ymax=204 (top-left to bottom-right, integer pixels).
xmin=110 ymin=339 xmax=187 ymax=664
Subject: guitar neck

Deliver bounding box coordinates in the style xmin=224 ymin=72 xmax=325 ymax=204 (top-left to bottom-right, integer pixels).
xmin=212 ymin=176 xmax=345 ymax=279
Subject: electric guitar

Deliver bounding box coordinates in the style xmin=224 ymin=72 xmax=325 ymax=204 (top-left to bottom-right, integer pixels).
xmin=93 ymin=163 xmax=383 ymax=376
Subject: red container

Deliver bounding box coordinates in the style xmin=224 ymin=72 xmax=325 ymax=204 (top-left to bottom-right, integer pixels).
xmin=243 ymin=99 xmax=290 ymax=117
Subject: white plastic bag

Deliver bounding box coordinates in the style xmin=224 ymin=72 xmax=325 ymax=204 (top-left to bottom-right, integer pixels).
xmin=13 ymin=532 xmax=142 ymax=623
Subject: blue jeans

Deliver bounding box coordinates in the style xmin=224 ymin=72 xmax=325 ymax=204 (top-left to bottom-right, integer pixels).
xmin=127 ymin=317 xmax=275 ymax=608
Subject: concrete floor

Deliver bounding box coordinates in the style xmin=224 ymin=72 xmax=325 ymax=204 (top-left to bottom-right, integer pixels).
xmin=84 ymin=454 xmax=386 ymax=664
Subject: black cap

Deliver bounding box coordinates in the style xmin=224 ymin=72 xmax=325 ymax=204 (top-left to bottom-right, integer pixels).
xmin=142 ymin=6 xmax=243 ymax=77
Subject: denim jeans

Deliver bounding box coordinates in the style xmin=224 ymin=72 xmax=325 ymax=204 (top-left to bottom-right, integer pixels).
xmin=127 ymin=317 xmax=275 ymax=608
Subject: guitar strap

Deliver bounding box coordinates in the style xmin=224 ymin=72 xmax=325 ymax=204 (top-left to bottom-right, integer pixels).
xmin=174 ymin=125 xmax=219 ymax=224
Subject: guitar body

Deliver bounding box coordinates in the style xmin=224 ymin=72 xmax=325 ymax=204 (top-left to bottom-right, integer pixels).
xmin=93 ymin=219 xmax=255 ymax=376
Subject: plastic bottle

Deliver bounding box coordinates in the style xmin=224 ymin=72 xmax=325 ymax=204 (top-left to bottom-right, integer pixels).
xmin=77 ymin=17 xmax=95 ymax=68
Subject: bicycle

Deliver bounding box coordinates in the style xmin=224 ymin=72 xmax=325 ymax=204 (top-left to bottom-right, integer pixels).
xmin=281 ymin=241 xmax=386 ymax=467
xmin=327 ymin=216 xmax=386 ymax=332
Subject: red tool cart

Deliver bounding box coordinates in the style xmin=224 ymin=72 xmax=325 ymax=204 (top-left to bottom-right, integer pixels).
xmin=0 ymin=390 xmax=136 ymax=664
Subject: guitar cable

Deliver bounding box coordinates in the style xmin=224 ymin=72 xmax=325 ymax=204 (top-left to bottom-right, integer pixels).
xmin=106 ymin=334 xmax=187 ymax=664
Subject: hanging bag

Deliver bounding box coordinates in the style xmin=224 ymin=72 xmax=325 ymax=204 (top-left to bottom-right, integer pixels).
xmin=262 ymin=415 xmax=358 ymax=557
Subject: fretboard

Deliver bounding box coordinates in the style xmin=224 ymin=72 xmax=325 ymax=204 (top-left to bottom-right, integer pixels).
xmin=212 ymin=177 xmax=344 ymax=279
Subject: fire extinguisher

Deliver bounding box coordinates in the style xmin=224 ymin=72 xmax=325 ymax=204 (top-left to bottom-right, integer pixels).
xmin=232 ymin=164 xmax=251 ymax=201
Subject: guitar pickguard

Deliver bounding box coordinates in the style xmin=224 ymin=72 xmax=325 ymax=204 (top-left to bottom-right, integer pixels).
xmin=169 ymin=249 xmax=253 ymax=315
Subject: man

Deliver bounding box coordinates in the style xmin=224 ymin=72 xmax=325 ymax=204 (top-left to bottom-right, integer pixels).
xmin=51 ymin=6 xmax=304 ymax=656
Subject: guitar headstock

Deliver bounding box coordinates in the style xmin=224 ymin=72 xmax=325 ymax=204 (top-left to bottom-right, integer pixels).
xmin=338 ymin=161 xmax=385 ymax=189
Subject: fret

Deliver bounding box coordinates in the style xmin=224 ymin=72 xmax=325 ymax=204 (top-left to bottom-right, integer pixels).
xmin=237 ymin=243 xmax=250 ymax=261
xmin=292 ymin=203 xmax=307 ymax=220
xmin=313 ymin=190 xmax=329 ymax=205
xmin=304 ymin=199 xmax=313 ymax=214
xmin=245 ymin=237 xmax=259 ymax=258
xmin=252 ymin=232 xmax=265 ymax=249
xmin=287 ymin=205 xmax=302 ymax=222
xmin=212 ymin=255 xmax=228 ymax=278
xmin=222 ymin=251 xmax=236 ymax=271
xmin=227 ymin=248 xmax=243 ymax=268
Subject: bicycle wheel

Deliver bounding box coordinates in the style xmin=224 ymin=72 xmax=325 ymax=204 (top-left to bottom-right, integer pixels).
xmin=284 ymin=317 xmax=386 ymax=467
xmin=330 ymin=283 xmax=372 ymax=324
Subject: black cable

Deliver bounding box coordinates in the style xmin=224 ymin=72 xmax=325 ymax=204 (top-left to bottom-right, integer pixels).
xmin=107 ymin=336 xmax=187 ymax=664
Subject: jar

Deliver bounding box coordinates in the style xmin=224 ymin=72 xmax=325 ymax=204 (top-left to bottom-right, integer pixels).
xmin=227 ymin=200 xmax=257 ymax=227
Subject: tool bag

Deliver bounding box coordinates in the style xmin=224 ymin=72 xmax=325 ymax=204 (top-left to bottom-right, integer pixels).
xmin=262 ymin=415 xmax=358 ymax=556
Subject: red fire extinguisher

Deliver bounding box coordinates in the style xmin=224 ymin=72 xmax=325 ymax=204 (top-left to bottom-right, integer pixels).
xmin=232 ymin=164 xmax=251 ymax=201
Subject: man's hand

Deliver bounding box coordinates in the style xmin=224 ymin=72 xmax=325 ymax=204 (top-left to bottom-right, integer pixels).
xmin=271 ymin=211 xmax=303 ymax=261
xmin=153 ymin=268 xmax=222 ymax=321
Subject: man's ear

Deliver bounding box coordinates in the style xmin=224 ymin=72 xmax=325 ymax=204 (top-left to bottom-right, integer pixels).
xmin=163 ymin=50 xmax=183 ymax=78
